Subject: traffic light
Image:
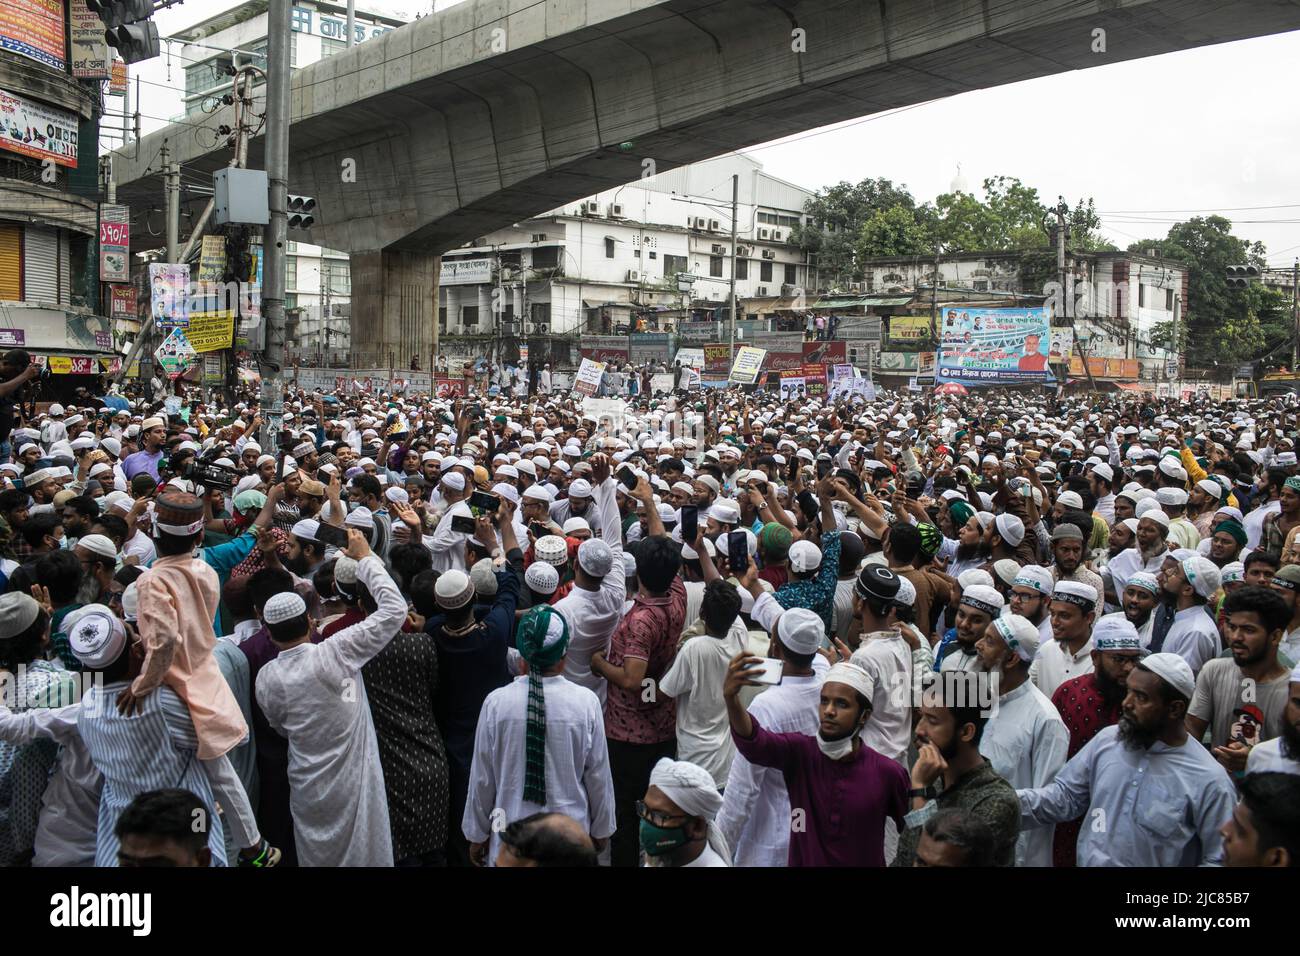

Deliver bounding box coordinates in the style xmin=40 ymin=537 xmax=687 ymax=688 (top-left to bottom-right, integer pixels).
xmin=92 ymin=0 xmax=160 ymax=64
xmin=287 ymin=195 xmax=316 ymax=230
xmin=1226 ymin=264 xmax=1260 ymax=289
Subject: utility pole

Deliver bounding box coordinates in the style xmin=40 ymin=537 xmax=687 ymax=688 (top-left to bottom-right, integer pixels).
xmin=1292 ymin=258 xmax=1298 ymax=370
xmin=1171 ymin=293 xmax=1181 ymax=396
xmin=728 ymin=174 xmax=738 ymax=363
xmin=261 ymin=0 xmax=291 ymax=447
xmin=164 ymin=149 xmax=179 ymax=263
xmin=1058 ymin=198 xmax=1097 ymax=393
xmin=346 ymin=0 xmax=356 ymax=48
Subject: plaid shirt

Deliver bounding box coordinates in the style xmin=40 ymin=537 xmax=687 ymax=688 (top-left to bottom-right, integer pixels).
xmin=604 ymin=576 xmax=686 ymax=744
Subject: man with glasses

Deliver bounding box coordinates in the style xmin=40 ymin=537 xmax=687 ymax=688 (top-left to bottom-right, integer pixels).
xmin=637 ymin=758 xmax=730 ymax=867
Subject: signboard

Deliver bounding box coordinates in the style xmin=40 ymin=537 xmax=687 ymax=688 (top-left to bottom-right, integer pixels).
xmin=749 ymin=331 xmax=805 ymax=351
xmin=674 ymin=347 xmax=705 ymax=368
xmin=202 ymin=354 xmax=223 ymax=384
xmin=0 ymin=87 xmax=78 ymax=168
xmin=99 ymin=205 xmax=129 ymax=283
xmin=801 ymin=362 xmax=828 ymax=397
xmin=573 ymin=358 xmax=605 ymax=397
xmin=1164 ymin=357 xmax=1179 ymax=378
xmin=46 ymin=355 xmax=96 ymax=374
xmin=765 ymin=350 xmax=802 ymax=372
xmin=186 ymin=310 xmax=236 ymax=353
xmin=650 ymin=373 xmax=674 ymax=394
xmin=888 ymin=315 xmax=930 ymax=341
xmin=0 ymin=0 xmax=66 ymax=70
xmin=154 ymin=327 xmax=198 ymax=379
xmin=1068 ymin=355 xmax=1140 ymax=380
xmin=937 ymin=306 xmax=1052 ymax=385
xmin=70 ymin=0 xmax=110 ymax=78
xmin=778 ymin=375 xmax=805 ymax=400
xmin=703 ymin=344 xmax=731 ymax=375
xmin=109 ymin=58 xmax=127 ymax=95
xmin=99 ymin=356 xmax=121 ymax=374
xmin=197 ymin=235 xmax=226 ymax=282
xmin=149 ymin=263 xmax=190 ymax=329
xmin=0 ymin=328 xmax=24 ymax=346
xmin=729 ymin=346 xmax=766 ymax=384
xmin=439 ymin=257 xmax=492 ymax=285
xmin=434 ymin=376 xmax=463 ymax=399
xmin=803 ymin=340 xmax=846 ymax=366
xmin=630 ymin=332 xmax=671 ymax=364
xmin=877 ymin=351 xmax=935 ymax=373
xmin=1048 ymin=328 xmax=1073 ymax=363
xmin=580 ymin=335 xmax=628 ymax=362
xmin=290 ymin=4 xmax=394 ymax=42
xmin=93 ymin=331 xmax=111 ymax=349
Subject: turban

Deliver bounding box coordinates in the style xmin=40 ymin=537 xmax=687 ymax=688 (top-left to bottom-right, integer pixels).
xmin=949 ymin=499 xmax=976 ymax=528
xmin=649 ymin=758 xmax=731 ymax=865
xmin=516 ymin=605 xmax=571 ymax=804
xmin=1213 ymin=519 xmax=1247 ymax=547
xmin=758 ymin=521 xmax=792 ymax=560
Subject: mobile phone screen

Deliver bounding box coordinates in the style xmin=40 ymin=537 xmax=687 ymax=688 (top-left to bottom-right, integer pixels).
xmin=727 ymin=530 xmax=748 ymax=571
xmin=468 ymin=490 xmax=499 ymax=516
xmin=680 ymin=505 xmax=698 ymax=543
xmin=744 ymin=658 xmax=784 ymax=686
xmin=451 ymin=514 xmax=477 ymax=534
xmin=618 ymin=466 xmax=638 ymax=491
xmin=316 ymin=523 xmax=349 ymax=548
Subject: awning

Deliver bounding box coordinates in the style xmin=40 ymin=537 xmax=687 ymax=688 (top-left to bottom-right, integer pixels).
xmin=1116 ymin=382 xmax=1150 ymax=392
xmin=812 ymin=295 xmax=914 ymax=309
xmin=741 ymin=296 xmax=803 ymax=312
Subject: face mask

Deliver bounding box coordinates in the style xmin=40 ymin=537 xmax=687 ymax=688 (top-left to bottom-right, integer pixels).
xmin=58 ymin=534 xmax=69 ymax=549
xmin=816 ymin=730 xmax=856 ymax=760
xmin=639 ymin=818 xmax=691 ymax=857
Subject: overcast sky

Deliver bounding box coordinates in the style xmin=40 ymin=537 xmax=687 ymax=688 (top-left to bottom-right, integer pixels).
xmin=125 ymin=2 xmax=1300 ymax=270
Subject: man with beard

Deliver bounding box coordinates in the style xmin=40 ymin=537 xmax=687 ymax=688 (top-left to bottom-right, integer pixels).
xmin=1267 ymin=564 xmax=1300 ymax=665
xmin=938 ymin=584 xmax=1004 ymax=674
xmin=1121 ymin=572 xmax=1161 ymax=647
xmin=1101 ymin=518 xmax=1138 ymax=570
xmin=974 ymin=613 xmax=1069 ymax=867
xmin=1032 ymin=581 xmax=1097 ymax=698
xmin=1207 ymin=519 xmax=1246 ymax=568
xmin=1244 ymin=662 xmax=1300 ymax=775
xmin=285 ymin=519 xmax=329 ymax=580
xmin=1018 ymin=653 xmax=1237 ymax=866
xmin=1048 ymin=524 xmax=1104 ymax=619
xmin=1187 ymin=586 xmax=1294 ymax=776
xmin=1220 ymin=772 xmax=1300 ymax=866
xmin=1157 ymin=487 xmax=1201 ymax=552
xmin=121 ymin=416 xmax=168 ymax=482
xmin=1049 ymin=613 xmax=1144 ymax=866
xmin=549 ymin=478 xmax=601 ymax=537
xmin=1106 ymin=512 xmax=1171 ymax=597
xmin=947 ymin=507 xmax=989 ymax=580
xmin=1159 ymin=556 xmax=1222 ymax=677
xmin=1008 ymin=565 xmax=1054 ymax=645
xmin=1189 ymin=478 xmax=1227 ymax=541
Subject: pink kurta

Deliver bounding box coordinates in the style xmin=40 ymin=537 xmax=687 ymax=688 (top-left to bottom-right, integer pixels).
xmin=133 ymin=555 xmax=248 ymax=759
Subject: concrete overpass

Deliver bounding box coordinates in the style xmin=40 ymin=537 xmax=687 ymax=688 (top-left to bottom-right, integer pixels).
xmin=112 ymin=0 xmax=1300 ymax=366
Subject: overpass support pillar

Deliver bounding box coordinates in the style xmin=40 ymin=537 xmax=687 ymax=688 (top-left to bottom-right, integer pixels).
xmin=348 ymin=248 xmax=440 ymax=372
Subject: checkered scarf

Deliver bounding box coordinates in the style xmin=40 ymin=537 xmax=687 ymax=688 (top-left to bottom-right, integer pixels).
xmin=516 ymin=606 xmax=571 ymax=804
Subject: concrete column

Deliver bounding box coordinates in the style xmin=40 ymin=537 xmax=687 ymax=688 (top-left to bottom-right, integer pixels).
xmin=349 ymin=248 xmax=438 ymax=371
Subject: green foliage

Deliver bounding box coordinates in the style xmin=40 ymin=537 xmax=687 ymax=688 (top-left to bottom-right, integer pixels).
xmin=857 ymin=204 xmax=931 ymax=259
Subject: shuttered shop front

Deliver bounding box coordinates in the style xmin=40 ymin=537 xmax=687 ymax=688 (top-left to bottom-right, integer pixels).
xmin=0 ymin=224 xmax=20 ymax=300
xmin=24 ymin=226 xmax=59 ymax=304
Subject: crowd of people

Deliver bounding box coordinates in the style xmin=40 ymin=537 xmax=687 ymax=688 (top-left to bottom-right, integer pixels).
xmin=0 ymin=341 xmax=1297 ymax=869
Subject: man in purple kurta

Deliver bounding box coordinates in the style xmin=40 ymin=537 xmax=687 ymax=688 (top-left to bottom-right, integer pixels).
xmin=724 ymin=629 xmax=909 ymax=867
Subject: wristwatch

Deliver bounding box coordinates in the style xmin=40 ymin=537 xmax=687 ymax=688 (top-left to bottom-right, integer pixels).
xmin=907 ymin=786 xmax=937 ymax=800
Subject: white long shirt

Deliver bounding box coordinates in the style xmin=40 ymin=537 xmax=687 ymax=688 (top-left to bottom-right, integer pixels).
xmin=1245 ymin=736 xmax=1300 ymax=775
xmin=716 ymin=673 xmax=821 ymax=867
xmin=423 ymin=500 xmax=472 ymax=574
xmin=1105 ymin=547 xmax=1165 ymax=597
xmin=1018 ymin=724 xmax=1237 ymax=866
xmin=1162 ymin=605 xmax=1221 ymax=677
xmin=462 ymin=674 xmax=615 ymax=865
xmin=1244 ymin=499 xmax=1280 ymax=550
xmin=979 ymin=680 xmax=1069 ymax=867
xmin=1030 ymin=637 xmax=1094 ymax=699
xmin=255 ymin=554 xmax=407 ymax=867
xmin=660 ymin=623 xmax=748 ymax=788
xmin=553 ymin=477 xmax=625 ymax=704
xmin=850 ymin=630 xmax=912 ymax=764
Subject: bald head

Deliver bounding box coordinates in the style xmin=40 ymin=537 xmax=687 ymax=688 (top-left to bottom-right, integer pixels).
xmin=495 ymin=812 xmax=597 ymax=867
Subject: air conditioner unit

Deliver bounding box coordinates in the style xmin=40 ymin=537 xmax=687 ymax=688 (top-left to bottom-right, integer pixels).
xmin=691 ymin=217 xmax=707 ymax=229
xmin=758 ymin=228 xmax=771 ymax=240
xmin=761 ymin=249 xmax=776 ymax=260
xmin=772 ymin=230 xmax=783 ymax=242
xmin=757 ymin=286 xmax=769 ymax=296
xmin=781 ymin=284 xmax=795 ymax=296
xmin=609 ymin=203 xmax=625 ymax=218
xmin=626 ymin=269 xmax=641 ymax=282
xmin=736 ymin=246 xmax=751 ymax=257
xmin=849 ymin=282 xmax=864 ymax=292
xmin=534 ymin=319 xmax=551 ymax=333
xmin=708 ymin=219 xmax=721 ymax=231
xmin=711 ymin=244 xmax=725 ymax=255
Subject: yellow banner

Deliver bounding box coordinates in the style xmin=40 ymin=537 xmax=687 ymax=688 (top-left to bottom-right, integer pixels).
xmin=186 ymin=310 xmax=235 ymax=353
xmin=889 ymin=315 xmax=930 ymax=340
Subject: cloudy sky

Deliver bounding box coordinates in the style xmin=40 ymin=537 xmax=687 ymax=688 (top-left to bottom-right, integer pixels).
xmin=126 ymin=2 xmax=1300 ymax=270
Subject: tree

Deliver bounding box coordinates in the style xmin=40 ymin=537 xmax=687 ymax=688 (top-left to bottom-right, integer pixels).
xmin=857 ymin=204 xmax=931 ymax=259
xmin=791 ymin=178 xmax=919 ymax=285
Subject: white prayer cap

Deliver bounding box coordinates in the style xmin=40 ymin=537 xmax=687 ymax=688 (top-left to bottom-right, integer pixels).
xmin=1156 ymin=487 xmax=1189 ymax=507
xmin=442 ymin=472 xmax=466 ymax=492
xmin=994 ymin=513 xmax=1025 ymax=547
xmin=1056 ymin=490 xmax=1084 ymax=510
xmin=535 ymin=534 xmax=569 ymax=566
xmin=789 ymin=540 xmax=822 ymax=573
xmin=1012 ymin=565 xmax=1053 ymax=595
xmin=1196 ymin=479 xmax=1224 ymax=500
xmin=121 ymin=582 xmax=139 ymax=623
xmin=496 ymin=464 xmax=519 ymax=480
xmin=708 ymin=499 xmax=741 ymax=525
xmin=1220 ymin=561 xmax=1246 ymax=585
xmin=568 ymin=478 xmax=593 ymax=499
xmin=1137 ymin=507 xmax=1170 ymax=528
xmin=334 ymin=555 xmax=359 ymax=585
xmin=975 ymin=510 xmax=994 ymax=530
xmin=957 ymin=569 xmax=995 ymax=591
xmin=522 ymin=484 xmax=555 ymax=503
xmin=345 ymin=506 xmax=375 ymax=530
xmin=821 ymin=661 xmax=875 ymax=702
xmin=1140 ymin=652 xmax=1196 ymax=700
xmin=960 ymin=584 xmax=1004 ymax=616
xmin=694 ymin=475 xmax=720 ymax=496
xmin=992 ymin=559 xmax=1021 ymax=588
xmin=64 ymin=604 xmax=126 ymax=670
xmin=1126 ymin=571 xmax=1160 ymax=595
xmin=1051 ymin=580 xmax=1097 ymax=608
xmin=577 ymin=538 xmax=614 ymax=577
xmin=649 ymin=758 xmax=723 ymax=822
xmin=775 ymin=607 xmax=825 ymax=655
xmin=75 ymin=533 xmax=118 ymax=560
xmin=1181 ymin=556 xmax=1221 ymax=600
xmin=470 ymin=558 xmax=499 ymax=597
xmin=1092 ymin=613 xmax=1144 ymax=653
xmin=525 ymin=561 xmax=560 ymax=595
xmin=1157 ymin=457 xmax=1186 ymax=480
xmin=291 ymin=518 xmax=320 ymax=542
xmin=264 ymin=592 xmax=307 ymax=625
xmin=1091 ymin=462 xmax=1114 ymax=482
xmin=993 ymin=613 xmax=1041 ymax=662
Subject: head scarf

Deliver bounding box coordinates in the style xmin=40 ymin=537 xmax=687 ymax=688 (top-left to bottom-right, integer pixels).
xmin=516 ymin=605 xmax=571 ymax=804
xmin=648 ymin=758 xmax=732 ymax=866
xmin=758 ymin=521 xmax=792 ymax=560
xmin=949 ymin=499 xmax=976 ymax=528
xmin=1213 ymin=519 xmax=1247 ymax=547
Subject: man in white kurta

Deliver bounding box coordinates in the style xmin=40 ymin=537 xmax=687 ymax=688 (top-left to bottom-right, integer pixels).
xmin=975 ymin=614 xmax=1069 ymax=867
xmin=255 ymin=548 xmax=407 ymax=867
xmin=851 ymin=629 xmax=913 ymax=764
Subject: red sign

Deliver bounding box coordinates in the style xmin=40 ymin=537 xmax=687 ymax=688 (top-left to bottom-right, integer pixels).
xmin=802 ymin=363 xmax=828 ymax=397
xmin=434 ymin=376 xmax=464 ymax=399
xmin=110 ymin=284 xmax=137 ymax=320
xmin=579 ymin=347 xmax=629 ymax=363
xmin=99 ymin=220 xmax=129 ymax=246
xmin=703 ymin=343 xmax=731 ymax=375
xmin=765 ymin=350 xmax=803 ymax=372
xmin=802 ymin=340 xmax=846 ymax=366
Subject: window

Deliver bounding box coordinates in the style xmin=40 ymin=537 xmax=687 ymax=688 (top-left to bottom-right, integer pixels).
xmin=321 ymin=37 xmax=348 ymax=57
xmin=648 ymin=251 xmax=656 ymax=259
xmin=1138 ymin=284 xmax=1146 ymax=308
xmin=709 ymin=255 xmax=723 ymax=278
xmin=284 ymin=293 xmax=298 ymax=310
xmin=605 ymin=237 xmax=615 ymax=259
xmin=760 ymin=260 xmax=773 ymax=282
xmin=973 ymin=279 xmax=988 ymax=291
xmin=664 ymin=254 xmax=687 ymax=277
xmin=321 ymin=258 xmax=350 ymax=294
xmin=736 ymin=258 xmax=748 ymax=280
xmin=285 ymin=255 xmax=298 ymax=291
xmin=463 ymin=306 xmax=479 ymax=327
xmin=531 ymin=246 xmax=558 ymax=269
xmin=784 ymin=263 xmax=796 ymax=285
xmin=439 ymin=307 xmax=447 ymax=332
xmin=1166 ymin=288 xmax=1174 ymax=311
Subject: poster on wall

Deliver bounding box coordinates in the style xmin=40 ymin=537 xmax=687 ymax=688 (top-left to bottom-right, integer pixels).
xmin=70 ymin=0 xmax=110 ymax=78
xmin=149 ymin=263 xmax=190 ymax=330
xmin=0 ymin=0 xmax=66 ymax=71
xmin=937 ymin=306 xmax=1052 ymax=385
xmin=0 ymin=87 xmax=78 ymax=167
xmin=110 ymin=285 xmax=137 ymax=322
xmin=109 ymin=58 xmax=128 ymax=95
xmin=728 ymin=346 xmax=766 ymax=384
xmin=99 ymin=205 xmax=129 ymax=282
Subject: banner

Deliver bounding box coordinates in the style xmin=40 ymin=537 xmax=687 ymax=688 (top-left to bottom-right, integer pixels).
xmin=650 ymin=373 xmax=674 ymax=394
xmin=202 ymin=353 xmax=223 ymax=383
xmin=801 ymin=363 xmax=828 ymax=397
xmin=831 ymin=364 xmax=855 ymax=381
xmin=434 ymin=377 xmax=463 ymax=399
xmin=109 ymin=58 xmax=127 ymax=95
xmin=765 ymin=350 xmax=802 ymax=372
xmin=573 ymin=358 xmax=605 ymax=397
xmin=580 ymin=335 xmax=628 ymax=363
xmin=802 ymin=340 xmax=846 ymax=366
xmin=1068 ymin=355 xmax=1139 ymax=380
xmin=99 ymin=205 xmax=129 ymax=282
xmin=703 ymin=344 xmax=731 ymax=375
xmin=777 ymin=375 xmax=805 ymax=400
xmin=1048 ymin=328 xmax=1073 ymax=363
xmin=674 ymin=347 xmax=704 ymax=368
xmin=186 ymin=310 xmax=235 ymax=353
xmin=0 ymin=328 xmax=24 ymax=346
xmin=0 ymin=0 xmax=66 ymax=71
xmin=0 ymin=87 xmax=78 ymax=167
xmin=154 ymin=327 xmax=198 ymax=379
xmin=629 ymin=332 xmax=671 ymax=364
xmin=439 ymin=258 xmax=492 ymax=285
xmin=197 ymin=235 xmax=226 ymax=282
xmin=937 ymin=306 xmax=1052 ymax=385
xmin=46 ymin=355 xmax=96 ymax=374
xmin=729 ymin=346 xmax=766 ymax=384
xmin=149 ymin=263 xmax=190 ymax=329
xmin=70 ymin=0 xmax=110 ymax=78
xmin=888 ymin=315 xmax=930 ymax=341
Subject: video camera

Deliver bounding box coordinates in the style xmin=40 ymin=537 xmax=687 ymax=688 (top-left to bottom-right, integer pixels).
xmin=184 ymin=452 xmax=239 ymax=490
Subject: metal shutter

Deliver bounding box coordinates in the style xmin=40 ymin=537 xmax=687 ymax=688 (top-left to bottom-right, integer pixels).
xmin=23 ymin=226 xmax=58 ymax=304
xmin=0 ymin=224 xmax=20 ymax=300
xmin=57 ymin=230 xmax=69 ymax=305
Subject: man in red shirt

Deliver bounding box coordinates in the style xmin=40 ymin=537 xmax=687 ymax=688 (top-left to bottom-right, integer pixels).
xmin=1017 ymin=333 xmax=1048 ymax=372
xmin=591 ymin=478 xmax=686 ymax=867
xmin=1048 ymin=614 xmax=1143 ymax=865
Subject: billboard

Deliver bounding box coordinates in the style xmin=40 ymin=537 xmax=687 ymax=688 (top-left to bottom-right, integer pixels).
xmin=439 ymin=258 xmax=492 ymax=285
xmin=729 ymin=346 xmax=766 ymax=384
xmin=0 ymin=88 xmax=79 ymax=168
xmin=70 ymin=0 xmax=110 ymax=78
xmin=937 ymin=305 xmax=1051 ymax=385
xmin=1068 ymin=355 xmax=1139 ymax=380
xmin=99 ymin=205 xmax=129 ymax=283
xmin=765 ymin=350 xmax=802 ymax=372
xmin=580 ymin=335 xmax=628 ymax=362
xmin=149 ymin=263 xmax=190 ymax=330
xmin=888 ymin=315 xmax=930 ymax=341
xmin=703 ymin=343 xmax=731 ymax=375
xmin=0 ymin=0 xmax=66 ymax=71
xmin=802 ymin=340 xmax=846 ymax=366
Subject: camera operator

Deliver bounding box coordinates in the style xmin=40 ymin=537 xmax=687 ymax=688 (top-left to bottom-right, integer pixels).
xmin=0 ymin=349 xmax=39 ymax=461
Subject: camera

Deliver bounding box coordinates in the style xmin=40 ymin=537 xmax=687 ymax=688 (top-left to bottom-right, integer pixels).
xmin=184 ymin=455 xmax=239 ymax=489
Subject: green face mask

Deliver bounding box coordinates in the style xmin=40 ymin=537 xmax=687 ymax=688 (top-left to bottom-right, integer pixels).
xmin=639 ymin=818 xmax=691 ymax=857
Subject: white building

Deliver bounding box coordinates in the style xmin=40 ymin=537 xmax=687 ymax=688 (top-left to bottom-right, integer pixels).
xmin=438 ymin=152 xmax=817 ymax=340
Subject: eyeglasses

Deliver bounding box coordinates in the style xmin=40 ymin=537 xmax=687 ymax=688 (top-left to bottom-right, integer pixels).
xmin=635 ymin=799 xmax=688 ymax=829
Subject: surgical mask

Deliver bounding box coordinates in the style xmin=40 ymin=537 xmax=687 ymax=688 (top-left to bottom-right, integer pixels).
xmin=58 ymin=534 xmax=69 ymax=549
xmin=816 ymin=730 xmax=856 ymax=760
xmin=639 ymin=818 xmax=691 ymax=857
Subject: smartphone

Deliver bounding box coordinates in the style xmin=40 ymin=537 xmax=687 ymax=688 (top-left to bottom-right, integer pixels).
xmin=744 ymin=658 xmax=784 ymax=686
xmin=529 ymin=521 xmax=549 ymax=539
xmin=816 ymin=458 xmax=833 ymax=479
xmin=316 ymin=523 xmax=349 ymax=548
xmin=468 ymin=490 xmax=499 ymax=516
xmin=617 ymin=466 xmax=638 ymax=491
xmin=451 ymin=514 xmax=477 ymax=534
xmin=796 ymin=490 xmax=818 ymax=522
xmin=680 ymin=505 xmax=698 ymax=543
xmin=727 ymin=530 xmax=749 ymax=571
